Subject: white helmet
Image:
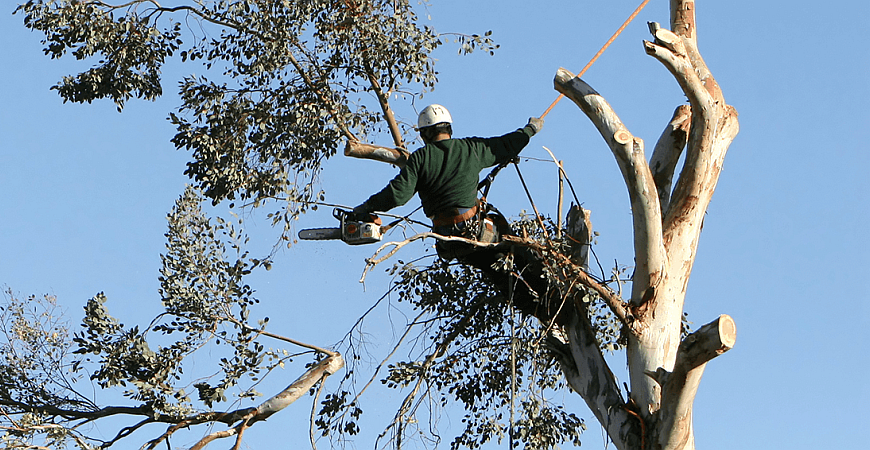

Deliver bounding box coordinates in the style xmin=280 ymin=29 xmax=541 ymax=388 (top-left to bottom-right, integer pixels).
xmin=417 ymin=104 xmax=452 ymax=129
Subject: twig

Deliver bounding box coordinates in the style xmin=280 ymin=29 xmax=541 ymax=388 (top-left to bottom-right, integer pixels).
xmin=222 ymin=315 xmax=338 ymax=357
xmin=501 ymin=236 xmax=632 ymax=327
xmin=334 ymin=311 xmax=427 ymax=428
xmin=309 ymin=374 xmax=328 ymax=450
xmin=360 ymin=232 xmax=505 ymax=283
xmin=377 ymin=298 xmax=489 ymax=448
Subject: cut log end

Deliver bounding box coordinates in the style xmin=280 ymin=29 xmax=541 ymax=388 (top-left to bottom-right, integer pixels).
xmin=614 ymin=129 xmax=633 ymax=145
xmin=718 ymin=314 xmax=737 ymax=350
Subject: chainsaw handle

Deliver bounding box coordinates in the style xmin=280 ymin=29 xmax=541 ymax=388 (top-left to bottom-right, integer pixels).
xmin=335 ymin=208 xmax=382 ymax=225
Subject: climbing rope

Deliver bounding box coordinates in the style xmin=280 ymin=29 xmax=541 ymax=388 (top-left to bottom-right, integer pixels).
xmin=540 ymin=0 xmax=651 ymax=119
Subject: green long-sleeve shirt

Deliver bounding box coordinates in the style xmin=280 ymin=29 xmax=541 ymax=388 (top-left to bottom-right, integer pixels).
xmin=360 ymin=125 xmax=535 ymax=217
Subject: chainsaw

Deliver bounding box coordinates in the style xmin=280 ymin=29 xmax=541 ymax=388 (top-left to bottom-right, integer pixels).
xmin=298 ymin=208 xmax=384 ymax=245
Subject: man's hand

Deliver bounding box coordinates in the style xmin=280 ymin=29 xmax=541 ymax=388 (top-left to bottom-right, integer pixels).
xmin=353 ymin=203 xmax=370 ymax=214
xmin=527 ymin=117 xmax=544 ymax=135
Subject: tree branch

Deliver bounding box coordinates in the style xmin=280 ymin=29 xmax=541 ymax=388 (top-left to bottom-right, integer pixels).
xmin=653 ymin=315 xmax=736 ymax=449
xmin=500 ymin=235 xmax=632 ymax=327
xmin=378 ymin=298 xmax=489 ymax=448
xmin=222 ymin=315 xmax=339 ymax=357
xmin=365 ymin=68 xmax=405 ymax=150
xmin=650 ymin=104 xmax=691 ymax=214
xmin=554 ymin=302 xmax=642 ymax=450
xmin=644 ymin=16 xmax=738 ymax=295
xmin=187 ymin=354 xmax=344 ymax=450
xmin=345 ymin=141 xmax=410 ymax=168
xmin=553 ymin=69 xmax=666 ymax=306
xmin=644 ymin=26 xmax=714 ymax=114
xmin=360 ymin=232 xmax=504 ymax=282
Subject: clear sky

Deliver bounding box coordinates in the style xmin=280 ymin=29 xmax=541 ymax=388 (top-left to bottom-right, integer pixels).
xmin=1 ymin=1 xmax=868 ymax=449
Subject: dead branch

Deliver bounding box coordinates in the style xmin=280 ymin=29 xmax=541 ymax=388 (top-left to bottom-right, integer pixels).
xmin=188 ymin=355 xmax=344 ymax=450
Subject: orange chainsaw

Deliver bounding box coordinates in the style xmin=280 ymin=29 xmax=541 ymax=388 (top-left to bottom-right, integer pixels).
xmin=298 ymin=208 xmax=384 ymax=245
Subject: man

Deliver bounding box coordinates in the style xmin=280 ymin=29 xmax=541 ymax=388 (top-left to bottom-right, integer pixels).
xmin=355 ymin=104 xmax=568 ymax=323
xmin=353 ymin=104 xmax=543 ymax=257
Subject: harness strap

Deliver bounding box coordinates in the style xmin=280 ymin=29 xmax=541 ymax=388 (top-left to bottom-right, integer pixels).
xmin=430 ymin=203 xmax=479 ymax=227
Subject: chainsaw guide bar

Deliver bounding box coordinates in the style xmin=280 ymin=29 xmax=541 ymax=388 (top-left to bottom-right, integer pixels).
xmin=298 ymin=227 xmax=343 ymax=241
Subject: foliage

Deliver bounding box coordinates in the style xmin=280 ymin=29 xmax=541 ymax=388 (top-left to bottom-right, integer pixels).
xmin=0 ymin=290 xmax=89 ymax=449
xmin=15 ymin=0 xmax=495 ymax=233
xmin=319 ymin=224 xmax=602 ymax=450
xmin=0 ymin=188 xmax=303 ymax=449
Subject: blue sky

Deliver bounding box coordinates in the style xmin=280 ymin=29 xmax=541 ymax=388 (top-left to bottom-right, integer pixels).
xmin=1 ymin=1 xmax=868 ymax=449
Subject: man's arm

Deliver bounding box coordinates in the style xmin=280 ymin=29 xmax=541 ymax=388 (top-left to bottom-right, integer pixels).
xmin=354 ymin=154 xmax=421 ymax=214
xmin=484 ymin=117 xmax=545 ymax=165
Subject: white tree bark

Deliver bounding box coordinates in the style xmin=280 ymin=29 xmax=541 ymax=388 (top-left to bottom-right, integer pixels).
xmin=553 ymin=1 xmax=739 ymax=449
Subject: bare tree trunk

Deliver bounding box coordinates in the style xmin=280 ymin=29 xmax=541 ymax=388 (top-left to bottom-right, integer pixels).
xmin=553 ymin=1 xmax=739 ymax=449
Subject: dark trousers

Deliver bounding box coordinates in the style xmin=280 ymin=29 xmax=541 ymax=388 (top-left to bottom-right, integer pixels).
xmin=435 ymin=219 xmax=567 ymax=325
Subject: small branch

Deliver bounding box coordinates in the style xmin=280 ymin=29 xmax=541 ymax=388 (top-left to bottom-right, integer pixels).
xmin=222 ymin=315 xmax=338 ymax=357
xmin=104 ymin=417 xmax=153 ymax=448
xmin=285 ymin=45 xmax=358 ymax=142
xmin=360 ymin=232 xmax=504 ymax=283
xmin=500 ymin=236 xmax=632 ymax=327
xmin=650 ymin=105 xmax=691 ymax=214
xmin=379 ymin=298 xmax=489 ymax=447
xmin=190 ymin=426 xmax=239 ymax=450
xmin=335 ymin=311 xmax=427 ymax=428
xmin=365 ymin=68 xmax=405 ymax=150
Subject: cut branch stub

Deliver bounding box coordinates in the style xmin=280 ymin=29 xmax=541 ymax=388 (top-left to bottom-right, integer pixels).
xmin=652 ymin=26 xmax=687 ymax=58
xmin=654 ymin=314 xmax=736 ymax=450
xmin=679 ymin=314 xmax=736 ymax=367
xmin=614 ymin=129 xmax=633 ymax=145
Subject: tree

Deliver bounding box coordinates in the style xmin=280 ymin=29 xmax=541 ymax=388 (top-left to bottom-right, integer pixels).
xmin=5 ymin=1 xmax=738 ymax=450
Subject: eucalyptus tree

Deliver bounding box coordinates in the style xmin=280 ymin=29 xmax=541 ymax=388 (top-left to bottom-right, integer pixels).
xmin=5 ymin=1 xmax=738 ymax=450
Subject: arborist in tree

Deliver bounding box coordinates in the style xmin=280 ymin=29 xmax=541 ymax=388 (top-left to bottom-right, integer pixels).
xmin=353 ymin=104 xmax=544 ymax=260
xmin=353 ymin=105 xmax=562 ymax=322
